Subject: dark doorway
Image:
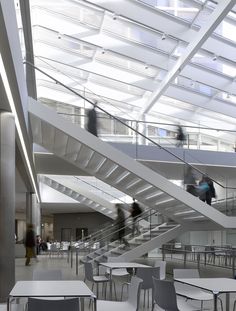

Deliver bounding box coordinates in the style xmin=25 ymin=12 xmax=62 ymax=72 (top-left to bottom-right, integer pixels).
xmin=76 ymin=228 xmax=88 ymax=240
xmin=61 ymin=228 xmax=72 ymax=241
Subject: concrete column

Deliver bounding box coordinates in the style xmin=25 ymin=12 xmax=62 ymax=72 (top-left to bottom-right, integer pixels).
xmin=26 ymin=193 xmax=41 ymax=234
xmin=32 ymin=193 xmax=41 ymax=235
xmin=26 ymin=191 xmax=33 ymax=225
xmin=138 ymin=114 xmax=147 ymax=145
xmin=0 ymin=111 xmax=15 ymax=302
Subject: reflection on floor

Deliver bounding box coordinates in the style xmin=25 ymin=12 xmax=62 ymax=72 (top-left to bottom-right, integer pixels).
xmin=1 ymin=254 xmax=236 ymax=310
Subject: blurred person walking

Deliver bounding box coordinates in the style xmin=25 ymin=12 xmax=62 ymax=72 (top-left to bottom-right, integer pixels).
xmin=24 ymin=224 xmax=36 ymax=266
xmin=86 ymin=102 xmax=98 ymax=137
xmin=199 ymin=175 xmax=216 ymax=206
xmin=115 ymin=204 xmax=129 ymax=248
xmin=130 ymin=198 xmax=142 ymax=236
xmin=184 ymin=166 xmax=198 ymax=196
xmin=176 ymin=125 xmax=186 ymax=147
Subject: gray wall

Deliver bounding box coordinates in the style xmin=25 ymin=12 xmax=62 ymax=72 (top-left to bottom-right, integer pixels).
xmin=53 ymin=212 xmax=112 ymax=241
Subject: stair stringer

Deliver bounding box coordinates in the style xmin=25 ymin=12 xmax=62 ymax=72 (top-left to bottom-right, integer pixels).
xmin=119 ymin=224 xmax=184 ymax=261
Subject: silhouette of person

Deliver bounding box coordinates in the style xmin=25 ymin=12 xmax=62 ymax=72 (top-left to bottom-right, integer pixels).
xmin=130 ymin=198 xmax=142 ymax=236
xmin=24 ymin=224 xmax=36 ymax=266
xmin=176 ymin=125 xmax=185 ymax=147
xmin=184 ymin=166 xmax=198 ymax=196
xmin=199 ymin=175 xmax=216 ymax=206
xmin=86 ymin=102 xmax=98 ymax=136
xmin=115 ymin=204 xmax=129 ymax=248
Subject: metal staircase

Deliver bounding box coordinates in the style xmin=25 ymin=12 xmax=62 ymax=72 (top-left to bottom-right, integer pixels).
xmin=29 ymin=98 xmax=236 ymax=229
xmin=41 ymin=175 xmax=116 ymax=219
xmin=79 ymin=215 xmax=182 ymax=263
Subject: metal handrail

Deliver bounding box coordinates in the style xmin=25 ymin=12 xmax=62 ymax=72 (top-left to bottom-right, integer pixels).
xmin=76 ymin=208 xmax=160 ymax=252
xmin=24 ymin=60 xmax=236 ymax=190
xmin=79 ymin=207 xmax=156 ymax=247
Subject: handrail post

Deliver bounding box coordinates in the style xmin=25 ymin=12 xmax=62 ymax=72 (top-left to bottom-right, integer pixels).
xmin=76 ymin=249 xmax=78 ymax=275
xmin=232 ymin=249 xmax=235 ymax=278
xmin=184 ymin=246 xmax=187 ymax=268
xmin=150 ymin=209 xmax=151 ymax=240
xmin=70 ymin=247 xmax=73 ymax=268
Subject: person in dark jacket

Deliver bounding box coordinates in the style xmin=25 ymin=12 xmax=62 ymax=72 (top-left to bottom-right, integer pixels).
xmin=199 ymin=175 xmax=216 ymax=206
xmin=86 ymin=102 xmax=98 ymax=137
xmin=176 ymin=125 xmax=186 ymax=147
xmin=114 ymin=204 xmax=129 ymax=248
xmin=130 ymin=198 xmax=142 ymax=236
xmin=24 ymin=224 xmax=36 ymax=266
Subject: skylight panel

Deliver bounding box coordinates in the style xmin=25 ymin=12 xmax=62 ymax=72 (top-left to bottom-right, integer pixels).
xmin=139 ymin=0 xmax=200 ymax=23
xmin=102 ymin=13 xmax=177 ymax=54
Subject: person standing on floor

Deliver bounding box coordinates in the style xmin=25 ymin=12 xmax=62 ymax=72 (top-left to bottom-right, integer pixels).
xmin=86 ymin=102 xmax=98 ymax=137
xmin=115 ymin=204 xmax=129 ymax=248
xmin=130 ymin=198 xmax=142 ymax=236
xmin=24 ymin=224 xmax=36 ymax=266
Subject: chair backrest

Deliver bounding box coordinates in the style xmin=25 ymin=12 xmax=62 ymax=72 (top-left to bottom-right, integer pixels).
xmin=84 ymin=262 xmax=94 ymax=282
xmin=152 ymin=277 xmax=179 ymax=311
xmin=136 ymin=267 xmax=160 ymax=290
xmin=173 ymin=269 xmax=199 ymax=279
xmin=33 ymin=269 xmax=62 ymax=280
xmin=127 ymin=276 xmax=143 ymax=310
xmin=28 ymin=298 xmax=79 ymax=311
xmin=154 ymin=260 xmax=166 ymax=280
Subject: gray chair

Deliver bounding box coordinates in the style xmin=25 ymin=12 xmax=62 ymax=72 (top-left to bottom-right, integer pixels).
xmin=33 ymin=269 xmax=62 ymax=280
xmin=97 ymin=276 xmax=142 ymax=311
xmin=152 ymin=277 xmax=199 ymax=311
xmin=154 ymin=260 xmax=166 ymax=280
xmin=84 ymin=262 xmax=109 ymax=299
xmin=173 ymin=269 xmax=223 ymax=311
xmin=136 ymin=266 xmax=160 ymax=309
xmin=27 ymin=298 xmax=79 ymax=311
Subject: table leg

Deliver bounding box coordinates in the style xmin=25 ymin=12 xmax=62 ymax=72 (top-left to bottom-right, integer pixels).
xmin=7 ymin=297 xmax=10 ymax=311
xmin=226 ymin=292 xmax=230 ymax=311
xmin=80 ymin=298 xmax=84 ymax=311
xmin=93 ymin=296 xmax=97 ymax=311
xmin=197 ymin=253 xmax=200 ymax=270
xmin=213 ymin=293 xmax=218 ymax=311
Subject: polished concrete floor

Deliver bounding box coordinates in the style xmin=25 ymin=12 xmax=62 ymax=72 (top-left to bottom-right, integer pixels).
xmin=1 ymin=253 xmax=236 ymax=310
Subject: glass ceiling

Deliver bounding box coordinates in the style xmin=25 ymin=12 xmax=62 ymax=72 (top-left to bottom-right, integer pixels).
xmin=16 ymin=0 xmax=236 ymax=143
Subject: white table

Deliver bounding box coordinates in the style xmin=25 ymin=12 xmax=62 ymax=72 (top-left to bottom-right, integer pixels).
xmin=99 ymin=262 xmax=150 ymax=299
xmin=175 ymin=277 xmax=236 ymax=311
xmin=8 ymin=280 xmax=96 ymax=311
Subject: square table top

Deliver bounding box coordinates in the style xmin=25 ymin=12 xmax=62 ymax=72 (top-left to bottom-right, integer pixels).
xmin=175 ymin=278 xmax=236 ymax=294
xmin=99 ymin=262 xmax=151 ymax=269
xmin=9 ymin=280 xmax=94 ymax=298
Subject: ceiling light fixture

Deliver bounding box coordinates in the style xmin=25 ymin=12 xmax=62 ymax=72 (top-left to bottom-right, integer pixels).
xmin=161 ymin=33 xmax=166 ymax=41
xmin=212 ymin=54 xmax=218 ymax=61
xmin=112 ymin=13 xmax=117 ymax=20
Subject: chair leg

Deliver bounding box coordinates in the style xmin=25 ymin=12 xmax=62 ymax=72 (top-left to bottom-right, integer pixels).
xmin=97 ymin=283 xmax=99 ymax=299
xmin=233 ymin=299 xmax=236 ymax=311
xmin=200 ymin=300 xmax=203 ymax=311
xmin=113 ymin=281 xmax=117 ymax=301
xmin=89 ymin=283 xmax=95 ymax=309
xmin=218 ymin=297 xmax=223 ymax=311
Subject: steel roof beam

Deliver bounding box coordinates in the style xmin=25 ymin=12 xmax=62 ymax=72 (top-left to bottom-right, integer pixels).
xmin=140 ymin=0 xmax=235 ymax=116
